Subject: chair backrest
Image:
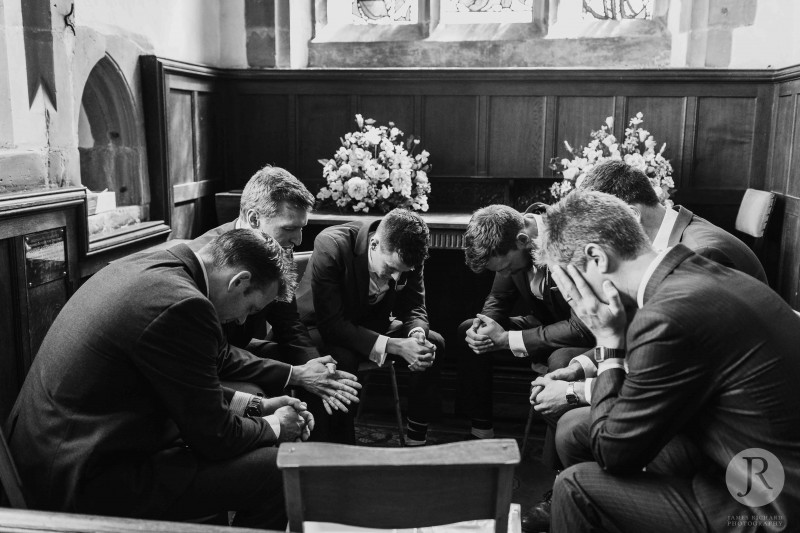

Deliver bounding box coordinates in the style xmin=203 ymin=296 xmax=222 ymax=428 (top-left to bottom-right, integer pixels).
xmin=0 ymin=426 xmax=27 ymax=508
xmin=735 ymin=188 xmax=776 ymax=240
xmin=277 ymin=439 xmax=520 ymax=533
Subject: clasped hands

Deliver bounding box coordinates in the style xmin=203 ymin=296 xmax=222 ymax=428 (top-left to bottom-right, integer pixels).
xmin=464 ymin=314 xmax=508 ymax=355
xmin=292 ymin=356 xmax=362 ymax=415
xmin=260 ymin=396 xmax=314 ymax=442
xmin=388 ymin=331 xmax=436 ymax=372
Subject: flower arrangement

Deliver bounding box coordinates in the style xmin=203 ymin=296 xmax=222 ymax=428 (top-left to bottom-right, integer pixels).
xmin=549 ymin=112 xmax=675 ymax=206
xmin=316 ymin=114 xmax=432 ymax=213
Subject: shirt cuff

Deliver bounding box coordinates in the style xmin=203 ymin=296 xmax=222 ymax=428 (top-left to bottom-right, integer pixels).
xmin=408 ymin=327 xmax=425 ymax=339
xmin=508 ymin=330 xmax=528 ymax=358
xmin=597 ymin=358 xmax=626 ymax=376
xmin=285 ymin=366 xmax=292 ymax=389
xmin=369 ymin=335 xmax=390 ymax=366
xmin=264 ymin=414 xmax=280 ymax=440
xmin=571 ymin=354 xmax=598 ymax=379
xmin=584 ymin=378 xmax=594 ymax=404
xmin=230 ymin=391 xmax=253 ymax=416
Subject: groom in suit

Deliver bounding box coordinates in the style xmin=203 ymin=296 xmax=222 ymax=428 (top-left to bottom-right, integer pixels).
xmin=297 ymin=208 xmax=443 ymax=445
xmin=538 ymin=190 xmax=800 ymax=532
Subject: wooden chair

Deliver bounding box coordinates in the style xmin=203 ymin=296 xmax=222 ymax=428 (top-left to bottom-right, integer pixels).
xmin=277 ymin=439 xmax=520 ymax=533
xmin=735 ymin=188 xmax=776 ymax=256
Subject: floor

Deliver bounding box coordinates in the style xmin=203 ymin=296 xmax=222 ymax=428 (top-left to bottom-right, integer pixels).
xmin=354 ymin=394 xmax=556 ymax=518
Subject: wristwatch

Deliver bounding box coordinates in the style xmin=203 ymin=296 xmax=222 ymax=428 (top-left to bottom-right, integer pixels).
xmin=244 ymin=393 xmax=263 ymax=418
xmin=566 ymin=382 xmax=579 ymax=406
xmin=594 ymin=346 xmax=625 ymax=362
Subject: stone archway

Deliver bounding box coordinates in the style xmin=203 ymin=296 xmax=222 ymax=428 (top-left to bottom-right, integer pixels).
xmin=78 ymin=54 xmax=148 ymax=236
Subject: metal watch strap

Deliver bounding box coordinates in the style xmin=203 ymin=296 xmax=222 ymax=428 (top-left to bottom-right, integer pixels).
xmin=594 ymin=346 xmax=626 ymax=362
xmin=244 ymin=393 xmax=263 ymax=418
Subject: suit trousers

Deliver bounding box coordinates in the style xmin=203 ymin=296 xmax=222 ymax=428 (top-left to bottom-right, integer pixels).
xmin=309 ymin=325 xmax=444 ymax=444
xmin=552 ymin=406 xmax=710 ymax=533
xmin=457 ymin=316 xmax=579 ymax=429
xmin=76 ymin=445 xmax=286 ymax=530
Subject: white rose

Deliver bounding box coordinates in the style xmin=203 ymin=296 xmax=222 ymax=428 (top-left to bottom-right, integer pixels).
xmin=364 ymin=128 xmax=382 ymax=146
xmin=562 ymin=167 xmax=580 ymax=182
xmin=415 ymin=170 xmax=428 ymax=184
xmin=345 ymin=177 xmax=369 ymax=201
xmin=605 ymin=116 xmax=614 ymax=129
xmin=338 ymin=164 xmax=353 ymax=178
xmin=379 ymin=186 xmax=391 ymax=199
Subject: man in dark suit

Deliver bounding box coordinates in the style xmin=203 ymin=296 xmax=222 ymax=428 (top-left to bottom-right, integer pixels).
xmin=522 ymin=160 xmax=771 ymax=530
xmin=539 ymin=190 xmax=800 ymax=532
xmin=297 ymin=208 xmax=443 ymax=445
xmin=457 ymin=204 xmax=593 ymax=460
xmin=6 ymin=230 xmax=357 ymax=528
xmin=190 ymin=165 xmax=319 ymax=365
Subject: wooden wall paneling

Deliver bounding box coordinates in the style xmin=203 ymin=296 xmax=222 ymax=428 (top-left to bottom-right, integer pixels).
xmin=357 ymin=95 xmax=416 ymax=139
xmin=195 ymin=92 xmax=220 ymax=184
xmin=170 ymin=202 xmax=196 ymax=240
xmin=297 ymin=95 xmax=352 ymax=191
xmin=167 ymin=89 xmax=194 ymax=187
xmin=487 ymin=96 xmax=546 ymax=178
xmin=778 ymin=197 xmax=800 ymax=308
xmin=625 ymin=96 xmax=688 ymax=189
xmin=477 ymin=95 xmax=489 ymax=176
xmin=680 ymin=97 xmax=698 ymax=190
xmin=232 ymin=94 xmax=292 ymax=188
xmin=612 ymin=96 xmax=626 ymax=142
xmin=692 ymin=97 xmax=757 ymax=190
xmin=749 ymin=84 xmax=776 ymax=192
xmin=140 ymin=56 xmax=170 ymax=222
xmin=422 ymin=96 xmax=479 ymax=176
xmin=542 ymin=96 xmax=557 ymax=177
xmin=0 ymin=239 xmax=21 ymax=423
xmin=768 ymin=93 xmax=795 ymax=194
xmin=788 ymin=96 xmax=800 ymax=199
xmin=554 ymin=97 xmax=615 ymax=162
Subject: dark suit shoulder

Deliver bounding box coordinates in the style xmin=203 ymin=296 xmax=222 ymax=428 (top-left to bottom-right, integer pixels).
xmin=681 ymin=215 xmax=766 ymax=282
xmin=187 ymin=221 xmax=237 ymax=252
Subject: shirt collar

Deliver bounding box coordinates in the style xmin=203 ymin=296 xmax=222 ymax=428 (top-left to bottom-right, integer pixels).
xmin=191 ymin=251 xmax=210 ymax=298
xmin=234 ymin=218 xmax=243 ymax=230
xmin=636 ymin=247 xmax=672 ymax=308
xmin=651 ymin=207 xmax=678 ymax=252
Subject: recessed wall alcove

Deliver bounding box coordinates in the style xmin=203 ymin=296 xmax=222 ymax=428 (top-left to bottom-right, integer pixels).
xmin=78 ymin=54 xmax=150 ymax=241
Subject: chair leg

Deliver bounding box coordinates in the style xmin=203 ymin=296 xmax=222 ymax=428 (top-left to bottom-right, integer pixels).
xmin=521 ymin=402 xmax=536 ymax=459
xmin=388 ymin=361 xmax=405 ymax=447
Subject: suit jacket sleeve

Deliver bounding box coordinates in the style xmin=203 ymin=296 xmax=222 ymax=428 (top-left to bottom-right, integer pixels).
xmin=216 ymin=341 xmax=293 ymax=397
xmin=480 ymin=273 xmax=520 ymax=327
xmin=135 ymin=297 xmax=279 ymax=460
xmin=312 ymin=234 xmax=381 ymax=356
xmin=394 ymin=265 xmax=429 ymax=336
xmin=589 ymin=308 xmax=710 ymax=474
xmin=520 ymin=310 xmax=596 ymax=358
xmin=261 ymin=296 xmax=321 ymax=358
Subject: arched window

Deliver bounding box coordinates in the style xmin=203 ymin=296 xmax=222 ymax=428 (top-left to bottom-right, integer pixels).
xmin=78 ymin=55 xmax=149 ymax=241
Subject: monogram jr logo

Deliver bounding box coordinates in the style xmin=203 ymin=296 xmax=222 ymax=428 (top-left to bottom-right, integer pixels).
xmin=726 ymin=448 xmax=785 ymax=507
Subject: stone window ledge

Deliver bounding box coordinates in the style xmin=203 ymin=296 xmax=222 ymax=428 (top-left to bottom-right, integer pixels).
xmin=546 ymin=18 xmax=667 ymax=40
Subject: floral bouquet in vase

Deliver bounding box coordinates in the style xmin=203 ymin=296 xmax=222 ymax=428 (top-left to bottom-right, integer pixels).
xmin=549 ymin=112 xmax=675 ymax=206
xmin=317 ymin=114 xmax=431 ymax=213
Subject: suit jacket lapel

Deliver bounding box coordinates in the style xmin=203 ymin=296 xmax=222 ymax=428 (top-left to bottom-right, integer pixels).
xmin=354 ymin=218 xmax=381 ymax=311
xmin=667 ymin=206 xmax=694 ymax=247
xmin=167 ymin=244 xmax=208 ymax=296
xmin=642 ymin=244 xmax=695 ymax=305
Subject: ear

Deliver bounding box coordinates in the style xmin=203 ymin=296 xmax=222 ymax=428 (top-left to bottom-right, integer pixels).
xmin=227 ymin=271 xmax=253 ymax=293
xmin=515 ymin=231 xmax=531 ymax=250
xmin=245 ymin=209 xmax=260 ymax=229
xmin=370 ymin=236 xmax=379 ymax=250
xmin=584 ymin=243 xmax=610 ymax=274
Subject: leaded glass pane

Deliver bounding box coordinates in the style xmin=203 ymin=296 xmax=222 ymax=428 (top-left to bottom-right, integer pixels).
xmin=582 ymin=0 xmax=653 ymax=20
xmin=440 ymin=0 xmax=534 ymax=24
xmin=352 ymin=0 xmax=418 ymax=24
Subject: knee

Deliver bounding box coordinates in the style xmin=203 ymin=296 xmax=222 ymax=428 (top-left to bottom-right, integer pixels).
xmin=426 ymin=330 xmax=445 ymax=352
xmin=547 ymin=348 xmax=577 ymax=372
xmin=555 ymin=408 xmax=589 ymax=463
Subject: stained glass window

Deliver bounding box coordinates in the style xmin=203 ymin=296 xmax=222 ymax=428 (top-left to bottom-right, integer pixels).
xmin=582 ymin=0 xmax=652 ymax=20
xmin=352 ymin=0 xmax=418 ymax=25
xmin=440 ymin=0 xmax=534 ymax=24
